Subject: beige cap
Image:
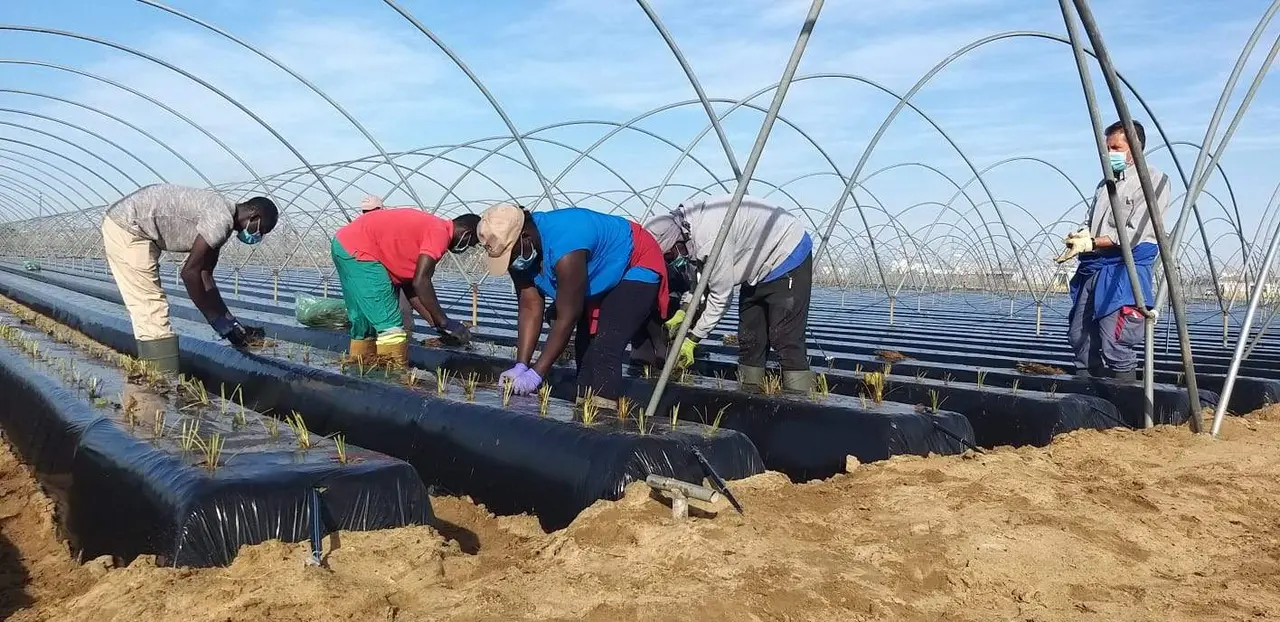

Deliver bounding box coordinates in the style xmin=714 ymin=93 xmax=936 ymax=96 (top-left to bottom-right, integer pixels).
xmin=477 ymin=203 xmax=525 ymax=276
xmin=359 ymin=195 xmax=385 ymax=212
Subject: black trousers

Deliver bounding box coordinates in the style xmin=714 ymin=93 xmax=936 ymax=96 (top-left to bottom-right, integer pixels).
xmin=737 ymin=254 xmax=812 ymax=371
xmin=574 ymin=279 xmax=659 ymax=400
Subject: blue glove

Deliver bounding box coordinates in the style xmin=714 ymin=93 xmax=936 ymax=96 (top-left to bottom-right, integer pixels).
xmin=511 ymin=367 xmax=543 ymax=395
xmin=499 ymin=363 xmax=527 ymax=387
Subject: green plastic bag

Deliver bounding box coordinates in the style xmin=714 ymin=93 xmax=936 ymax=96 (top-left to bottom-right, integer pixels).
xmin=295 ymin=292 xmax=349 ymax=329
xmin=22 ymin=260 xmax=40 ymax=272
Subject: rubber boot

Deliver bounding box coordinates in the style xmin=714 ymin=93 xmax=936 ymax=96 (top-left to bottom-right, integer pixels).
xmin=348 ymin=338 xmax=376 ymax=360
xmin=782 ymin=369 xmax=816 ymax=394
xmin=136 ymin=336 xmax=179 ymax=374
xmin=738 ymin=365 xmax=766 ymax=392
xmin=1112 ymin=369 xmax=1138 ymax=383
xmin=377 ymin=340 xmax=409 ymax=366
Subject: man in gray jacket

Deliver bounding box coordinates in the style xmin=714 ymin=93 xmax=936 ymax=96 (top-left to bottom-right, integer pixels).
xmin=645 ymin=194 xmax=814 ymax=392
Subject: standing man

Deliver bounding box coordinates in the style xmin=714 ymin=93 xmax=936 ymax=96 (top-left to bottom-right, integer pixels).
xmin=102 ymin=183 xmax=278 ymax=373
xmin=331 ymin=206 xmax=481 ymax=364
xmin=644 ymin=194 xmax=815 ymax=393
xmin=1056 ymin=120 xmax=1169 ymax=381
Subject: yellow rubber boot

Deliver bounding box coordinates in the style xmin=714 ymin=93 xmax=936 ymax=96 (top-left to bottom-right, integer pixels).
xmin=349 ymin=338 xmax=376 ymax=360
xmin=376 ymin=331 xmax=409 ymax=366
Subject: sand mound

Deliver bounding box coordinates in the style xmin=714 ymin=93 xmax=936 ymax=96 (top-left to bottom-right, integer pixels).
xmin=2 ymin=413 xmax=1279 ymax=621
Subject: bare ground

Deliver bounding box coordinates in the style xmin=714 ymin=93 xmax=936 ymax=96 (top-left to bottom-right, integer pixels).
xmin=3 ymin=408 xmax=1280 ymax=622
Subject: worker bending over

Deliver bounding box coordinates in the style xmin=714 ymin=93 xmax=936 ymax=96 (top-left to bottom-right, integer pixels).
xmin=645 ymin=194 xmax=814 ymax=393
xmin=331 ymin=203 xmax=480 ymax=363
xmin=101 ymin=183 xmax=277 ymax=373
xmin=479 ymin=204 xmax=668 ymax=409
xmin=1056 ymin=120 xmax=1168 ymax=382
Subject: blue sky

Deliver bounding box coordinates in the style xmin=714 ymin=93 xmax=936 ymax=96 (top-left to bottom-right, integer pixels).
xmin=0 ymin=0 xmax=1276 ymax=275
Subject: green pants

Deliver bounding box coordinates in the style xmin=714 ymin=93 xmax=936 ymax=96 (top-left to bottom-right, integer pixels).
xmin=330 ymin=237 xmax=406 ymax=342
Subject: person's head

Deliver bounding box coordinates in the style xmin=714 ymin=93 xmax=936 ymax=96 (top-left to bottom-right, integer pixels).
xmin=477 ymin=203 xmax=538 ymax=276
xmin=234 ymin=196 xmax=278 ymax=245
xmin=644 ymin=210 xmax=692 ymax=267
xmin=449 ymin=213 xmax=481 ymax=254
xmin=1104 ymin=120 xmax=1145 ymax=169
xmin=360 ymin=195 xmax=385 ymax=213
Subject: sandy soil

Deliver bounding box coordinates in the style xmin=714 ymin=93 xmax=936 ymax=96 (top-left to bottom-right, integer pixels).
xmin=2 ymin=408 xmax=1280 ymax=621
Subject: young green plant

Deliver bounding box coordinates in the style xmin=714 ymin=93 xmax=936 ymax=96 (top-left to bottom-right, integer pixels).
xmin=435 ymin=368 xmax=451 ymax=396
xmin=813 ymin=372 xmax=830 ymax=399
xmin=179 ymin=417 xmax=200 ymax=450
xmin=863 ymin=371 xmax=886 ymax=404
xmin=580 ymin=390 xmax=600 ymax=425
xmin=538 ymin=383 xmax=551 ymax=417
xmin=287 ymin=411 xmax=312 ymax=450
xmin=333 ymin=433 xmax=349 ymax=464
xmin=463 ymin=373 xmax=479 ymax=402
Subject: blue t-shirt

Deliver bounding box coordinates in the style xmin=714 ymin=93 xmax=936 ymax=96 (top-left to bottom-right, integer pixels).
xmin=529 ymin=208 xmax=658 ymax=300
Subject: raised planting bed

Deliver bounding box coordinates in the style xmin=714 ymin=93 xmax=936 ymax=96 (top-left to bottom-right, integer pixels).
xmin=0 ymin=275 xmax=762 ymax=531
xmin=361 ymin=346 xmax=976 ymax=482
xmin=687 ymin=354 xmax=1219 ymax=433
xmin=0 ymin=297 xmax=431 ymax=568
xmin=7 ymin=263 xmax=1274 ymax=414
xmin=0 ymin=268 xmax=973 ymax=482
xmin=246 ymin=338 xmax=765 ymax=529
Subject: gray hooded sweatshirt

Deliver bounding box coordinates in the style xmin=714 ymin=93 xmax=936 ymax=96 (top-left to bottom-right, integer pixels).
xmin=663 ymin=194 xmax=807 ymax=340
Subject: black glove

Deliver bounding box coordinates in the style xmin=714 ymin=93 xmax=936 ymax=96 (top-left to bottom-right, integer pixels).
xmin=438 ymin=319 xmax=472 ymax=346
xmin=212 ymin=315 xmax=251 ymax=348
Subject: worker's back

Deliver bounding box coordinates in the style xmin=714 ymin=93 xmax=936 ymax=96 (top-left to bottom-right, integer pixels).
xmin=105 ymin=184 xmax=236 ymax=253
xmin=679 ymin=194 xmax=807 ymax=287
xmin=335 ymin=208 xmax=454 ymax=283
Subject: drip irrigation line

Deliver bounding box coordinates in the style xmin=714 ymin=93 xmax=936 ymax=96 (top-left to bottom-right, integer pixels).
xmin=929 ymin=418 xmax=984 ymax=454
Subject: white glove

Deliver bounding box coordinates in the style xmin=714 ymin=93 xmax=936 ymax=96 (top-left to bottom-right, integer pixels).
xmin=1054 ymin=228 xmax=1095 ymax=263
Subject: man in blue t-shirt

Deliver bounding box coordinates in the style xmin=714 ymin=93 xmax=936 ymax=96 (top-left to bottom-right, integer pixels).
xmin=476 ymin=203 xmax=667 ymax=410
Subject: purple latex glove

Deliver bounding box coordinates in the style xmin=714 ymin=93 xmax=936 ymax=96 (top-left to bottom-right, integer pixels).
xmin=510 ymin=367 xmax=543 ymax=395
xmin=499 ymin=363 xmax=527 ymax=387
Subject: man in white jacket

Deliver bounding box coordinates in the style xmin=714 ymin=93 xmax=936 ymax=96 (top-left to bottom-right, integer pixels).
xmin=644 ymin=194 xmax=814 ymax=392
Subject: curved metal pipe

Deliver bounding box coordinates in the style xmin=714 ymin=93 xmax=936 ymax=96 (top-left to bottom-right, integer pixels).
xmin=0 ymin=59 xmax=269 ymax=194
xmin=0 ymin=110 xmax=165 ymax=184
xmin=0 ymin=26 xmax=351 ymax=219
xmin=634 ymin=0 xmax=742 ymax=181
xmin=0 ymin=88 xmax=217 ymax=188
xmin=379 ymin=0 xmax=559 ymax=210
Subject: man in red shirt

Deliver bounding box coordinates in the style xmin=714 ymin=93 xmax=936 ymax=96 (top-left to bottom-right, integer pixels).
xmin=331 ymin=207 xmax=481 ymax=362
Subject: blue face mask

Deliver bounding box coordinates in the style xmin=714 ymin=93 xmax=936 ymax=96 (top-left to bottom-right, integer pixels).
xmin=511 ymin=240 xmax=538 ymax=272
xmin=237 ymin=219 xmax=262 ymax=245
xmin=1109 ymin=152 xmax=1128 ymax=173
xmin=670 ymin=256 xmax=688 ymax=270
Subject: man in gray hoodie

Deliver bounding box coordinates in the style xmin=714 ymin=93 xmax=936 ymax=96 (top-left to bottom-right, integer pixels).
xmin=644 ymin=194 xmax=814 ymax=392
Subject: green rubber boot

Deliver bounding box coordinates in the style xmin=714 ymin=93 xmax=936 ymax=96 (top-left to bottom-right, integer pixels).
xmin=738 ymin=365 xmax=766 ymax=392
xmin=137 ymin=336 xmax=179 ymax=374
xmin=782 ymin=370 xmax=816 ymax=394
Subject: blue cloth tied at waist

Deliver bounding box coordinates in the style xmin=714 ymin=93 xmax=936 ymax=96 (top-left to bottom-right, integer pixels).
xmin=1069 ymin=242 xmax=1157 ymax=320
